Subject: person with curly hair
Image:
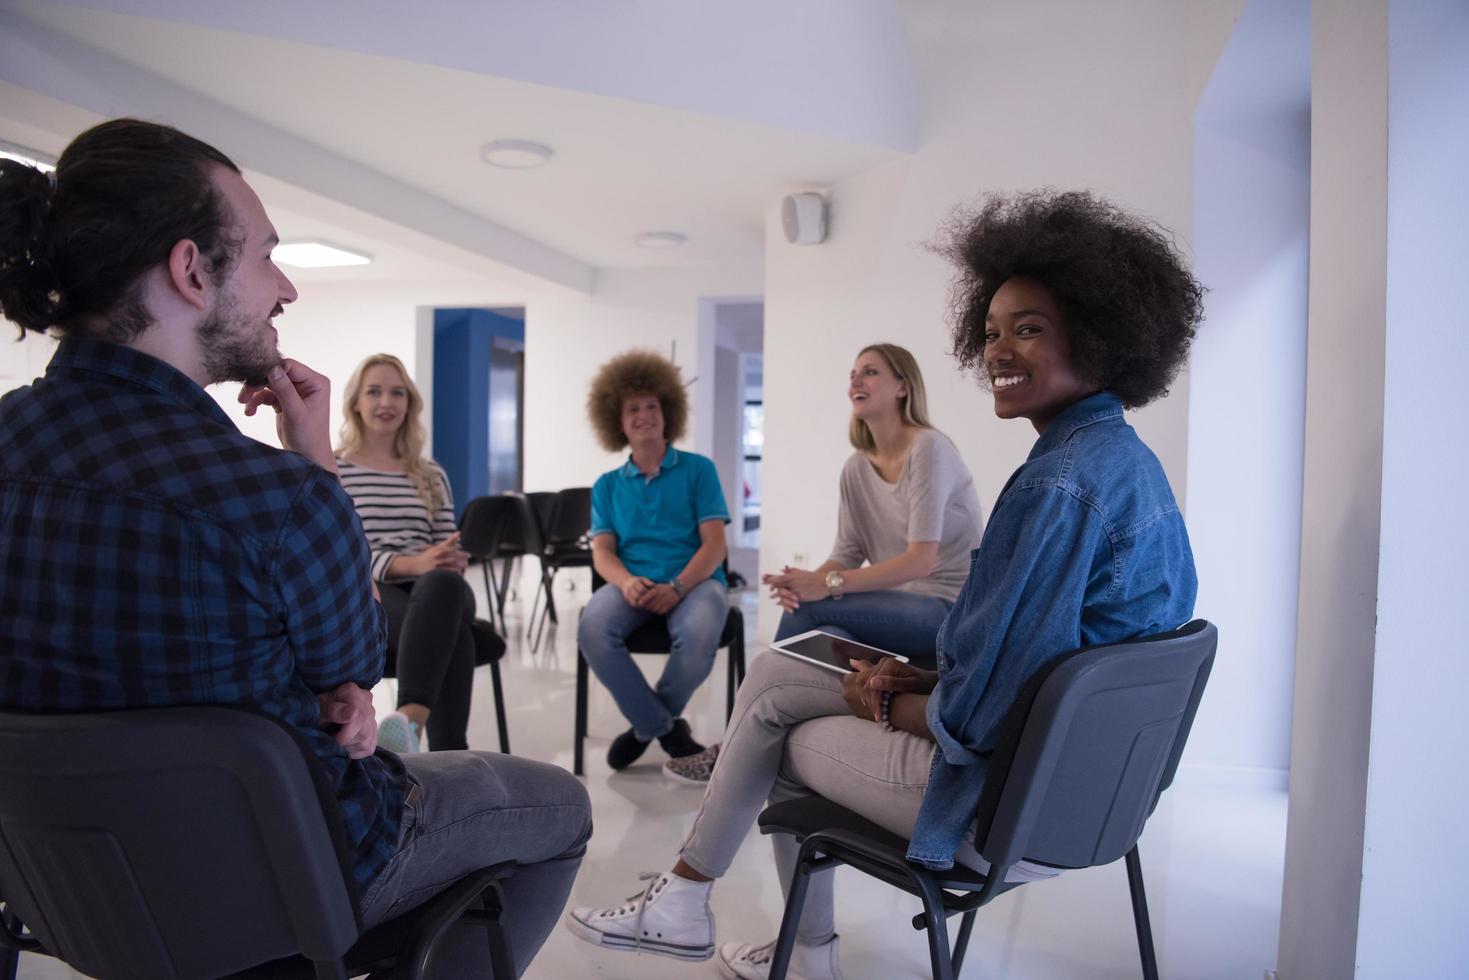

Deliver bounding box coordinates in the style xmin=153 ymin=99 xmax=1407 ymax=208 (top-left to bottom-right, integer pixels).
xmin=336 ymin=353 xmax=504 ymax=754
xmin=578 ymin=349 xmax=731 ymax=771
xmin=566 ymin=190 xmax=1200 ymax=980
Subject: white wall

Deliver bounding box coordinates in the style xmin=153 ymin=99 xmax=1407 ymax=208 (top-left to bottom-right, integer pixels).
xmin=759 ymin=3 xmax=1240 ymax=687
xmin=238 ymin=263 xmax=759 ymax=485
xmin=1187 ymin=0 xmax=1310 ymax=786
xmin=1277 ymin=1 xmax=1389 ymax=975
xmin=1356 ymin=0 xmax=1469 ymax=973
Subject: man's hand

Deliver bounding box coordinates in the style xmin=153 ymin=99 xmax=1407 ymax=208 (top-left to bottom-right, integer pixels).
xmin=239 ymin=358 xmax=336 ymax=474
xmin=639 ymin=583 xmax=680 ymax=615
xmin=317 ymin=682 xmax=377 ymax=759
xmin=620 ymin=575 xmax=654 ymax=607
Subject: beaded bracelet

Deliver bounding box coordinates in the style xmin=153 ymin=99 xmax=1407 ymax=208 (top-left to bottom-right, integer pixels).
xmin=878 ymin=690 xmax=895 ymax=732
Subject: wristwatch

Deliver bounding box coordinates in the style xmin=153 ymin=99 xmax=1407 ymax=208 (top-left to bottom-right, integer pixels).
xmin=825 ymin=570 xmax=845 ymax=600
xmin=669 ymin=576 xmax=686 ymax=598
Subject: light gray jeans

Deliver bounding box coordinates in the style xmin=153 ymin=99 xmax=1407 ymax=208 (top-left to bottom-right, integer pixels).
xmin=360 ymin=751 xmax=593 ymax=977
xmin=678 ymin=650 xmax=1054 ymax=945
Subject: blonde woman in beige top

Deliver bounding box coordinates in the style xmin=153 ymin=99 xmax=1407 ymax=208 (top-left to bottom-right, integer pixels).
xmin=661 ymin=344 xmax=982 ymax=786
xmin=762 ymin=343 xmax=984 ymax=664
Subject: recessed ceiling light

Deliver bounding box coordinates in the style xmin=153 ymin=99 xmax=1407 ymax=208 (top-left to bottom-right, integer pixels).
xmin=0 ymin=140 xmax=56 ymax=174
xmin=479 ymin=140 xmax=554 ymax=169
xmin=272 ymin=241 xmax=372 ymax=269
xmin=634 ymin=232 xmax=687 ymax=250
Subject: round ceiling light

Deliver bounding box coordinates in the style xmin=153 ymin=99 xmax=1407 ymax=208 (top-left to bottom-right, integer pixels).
xmin=479 ymin=140 xmax=554 ymax=169
xmin=634 ymin=231 xmax=688 ymax=250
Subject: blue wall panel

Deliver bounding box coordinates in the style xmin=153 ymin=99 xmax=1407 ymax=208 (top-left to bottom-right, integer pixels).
xmin=432 ymin=309 xmax=525 ymax=517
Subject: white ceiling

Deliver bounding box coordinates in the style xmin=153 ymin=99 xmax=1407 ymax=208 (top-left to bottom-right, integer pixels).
xmin=0 ymin=0 xmax=918 ymax=286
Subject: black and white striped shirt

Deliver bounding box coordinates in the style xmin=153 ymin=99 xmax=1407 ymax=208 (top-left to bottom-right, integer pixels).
xmin=337 ymin=458 xmax=456 ymax=583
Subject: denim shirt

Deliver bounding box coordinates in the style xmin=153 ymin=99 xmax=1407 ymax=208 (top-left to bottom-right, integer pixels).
xmin=907 ymin=392 xmax=1197 ymax=868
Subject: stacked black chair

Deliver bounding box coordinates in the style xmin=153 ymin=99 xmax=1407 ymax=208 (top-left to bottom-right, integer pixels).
xmin=573 ymin=566 xmax=746 ymax=776
xmin=756 ymin=620 xmax=1218 ymax=980
xmin=459 ymin=494 xmax=528 ymax=631
xmin=527 ymin=487 xmax=594 ymax=653
xmin=0 ymin=706 xmax=516 ymax=980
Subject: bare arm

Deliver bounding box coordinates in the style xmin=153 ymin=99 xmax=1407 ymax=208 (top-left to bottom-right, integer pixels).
xmin=831 ymin=540 xmax=938 ymax=593
xmin=591 ymin=532 xmax=636 ymax=588
xmin=767 ymin=541 xmax=939 ymax=605
xmin=675 ymin=519 xmax=727 ymax=588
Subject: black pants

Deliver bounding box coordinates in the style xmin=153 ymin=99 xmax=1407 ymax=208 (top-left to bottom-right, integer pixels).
xmin=379 ymin=569 xmax=478 ymax=751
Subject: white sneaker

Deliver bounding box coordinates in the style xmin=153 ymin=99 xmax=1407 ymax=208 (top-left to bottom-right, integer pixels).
xmin=717 ymin=935 xmax=844 ymax=980
xmin=377 ymin=711 xmax=421 ymax=754
xmin=565 ymin=872 xmax=716 ymax=961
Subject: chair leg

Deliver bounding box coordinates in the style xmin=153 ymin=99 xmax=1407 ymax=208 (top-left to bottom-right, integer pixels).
xmin=1126 ymin=844 xmax=1160 ymax=980
xmin=951 ymin=909 xmax=977 ymax=975
xmin=767 ymin=841 xmax=818 ymax=980
xmin=496 ymin=557 xmax=513 ymax=621
xmin=912 ymin=877 xmax=956 ymax=980
xmin=489 ymin=657 xmax=511 ymax=755
xmin=481 ymin=883 xmax=517 ymax=980
xmin=574 ymin=651 xmax=588 ymax=776
xmin=726 ymin=624 xmax=746 ymax=722
xmin=480 ymin=563 xmax=499 ymax=633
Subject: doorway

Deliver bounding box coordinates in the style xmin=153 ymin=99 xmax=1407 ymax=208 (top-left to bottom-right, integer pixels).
xmin=431 ymin=307 xmax=525 ymax=514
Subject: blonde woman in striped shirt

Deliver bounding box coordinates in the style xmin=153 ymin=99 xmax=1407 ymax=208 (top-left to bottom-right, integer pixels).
xmin=337 ymin=354 xmax=499 ymax=753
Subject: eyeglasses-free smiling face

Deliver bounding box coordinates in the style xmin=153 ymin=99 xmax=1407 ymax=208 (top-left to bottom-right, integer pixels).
xmin=847 ymin=349 xmax=906 ymax=420
xmin=356 ymin=363 xmax=411 ymax=437
xmin=620 ymin=394 xmax=665 ymax=447
xmin=983 ymin=276 xmax=1098 ymax=433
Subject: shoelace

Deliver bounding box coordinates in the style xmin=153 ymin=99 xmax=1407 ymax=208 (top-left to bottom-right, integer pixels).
xmin=742 ymin=939 xmax=778 ymax=965
xmin=597 ymin=871 xmax=665 ymax=954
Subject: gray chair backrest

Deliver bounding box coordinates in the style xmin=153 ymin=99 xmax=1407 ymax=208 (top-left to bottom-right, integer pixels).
xmin=0 ymin=706 xmax=361 ymax=980
xmin=975 ymin=620 xmax=1217 ymax=872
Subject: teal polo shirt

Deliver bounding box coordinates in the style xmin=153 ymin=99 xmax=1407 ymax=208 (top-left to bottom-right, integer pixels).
xmin=590 ymin=446 xmax=730 ymax=585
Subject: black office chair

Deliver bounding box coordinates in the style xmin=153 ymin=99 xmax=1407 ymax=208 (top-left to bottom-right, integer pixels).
xmin=527 ymin=487 xmax=594 ymax=652
xmin=573 ymin=566 xmax=746 ymax=776
xmin=459 ymin=494 xmax=527 ymax=631
xmin=0 ymin=705 xmax=516 ymax=980
xmin=756 ymin=620 xmax=1217 ymax=980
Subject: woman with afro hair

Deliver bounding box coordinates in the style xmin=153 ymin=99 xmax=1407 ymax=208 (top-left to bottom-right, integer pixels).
xmin=567 ymin=191 xmax=1201 ymax=980
xmin=577 ymin=349 xmax=731 ymax=772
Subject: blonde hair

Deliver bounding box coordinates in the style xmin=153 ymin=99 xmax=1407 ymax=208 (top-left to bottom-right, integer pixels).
xmin=338 ymin=353 xmax=444 ymax=511
xmin=848 ymin=343 xmax=933 ymax=452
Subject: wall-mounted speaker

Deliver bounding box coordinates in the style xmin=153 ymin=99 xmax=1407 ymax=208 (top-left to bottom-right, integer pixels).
xmin=781 ymin=192 xmax=827 ymax=245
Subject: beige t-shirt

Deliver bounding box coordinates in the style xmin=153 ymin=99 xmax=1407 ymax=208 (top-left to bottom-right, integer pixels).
xmin=827 ymin=428 xmax=984 ymax=602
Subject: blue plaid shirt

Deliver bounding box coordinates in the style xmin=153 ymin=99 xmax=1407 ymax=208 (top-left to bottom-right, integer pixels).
xmin=0 ymin=338 xmax=403 ymax=894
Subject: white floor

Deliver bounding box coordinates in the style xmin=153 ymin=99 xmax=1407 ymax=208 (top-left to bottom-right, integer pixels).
xmin=16 ymin=567 xmax=1287 ymax=979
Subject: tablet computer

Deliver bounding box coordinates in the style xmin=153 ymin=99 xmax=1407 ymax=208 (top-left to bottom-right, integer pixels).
xmin=768 ymin=629 xmax=909 ymax=675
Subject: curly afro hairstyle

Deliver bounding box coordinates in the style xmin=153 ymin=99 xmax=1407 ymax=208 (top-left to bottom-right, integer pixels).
xmin=940 ymin=190 xmax=1204 ymax=409
xmin=587 ymin=349 xmax=689 ymax=452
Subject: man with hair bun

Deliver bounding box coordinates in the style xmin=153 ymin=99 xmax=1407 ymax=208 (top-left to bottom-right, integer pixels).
xmin=580 ymin=348 xmax=732 ymax=771
xmin=0 ymin=119 xmax=589 ymax=977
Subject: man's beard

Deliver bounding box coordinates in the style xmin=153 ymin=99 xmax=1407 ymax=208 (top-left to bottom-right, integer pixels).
xmin=197 ymin=292 xmax=283 ymax=387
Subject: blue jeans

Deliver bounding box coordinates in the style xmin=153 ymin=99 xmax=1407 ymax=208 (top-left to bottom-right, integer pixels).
xmin=360 ymin=751 xmax=592 ymax=978
xmin=576 ymin=578 xmax=728 ymax=740
xmin=773 ymin=588 xmax=953 ymax=663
